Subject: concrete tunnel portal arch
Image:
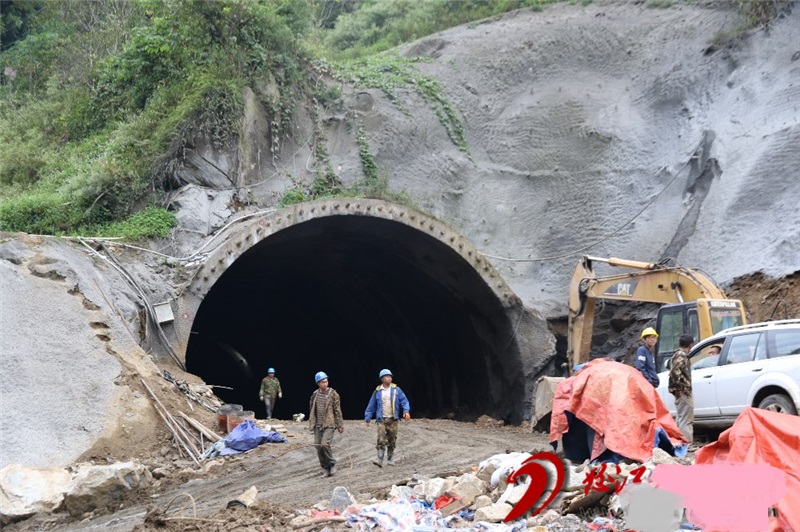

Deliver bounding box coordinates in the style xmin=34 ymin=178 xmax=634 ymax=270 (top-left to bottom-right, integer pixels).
xmin=183 ymin=199 xmax=539 ymax=423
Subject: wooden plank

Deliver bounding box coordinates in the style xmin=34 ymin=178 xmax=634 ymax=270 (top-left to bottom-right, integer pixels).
xmin=178 ymin=411 xmax=222 ymax=442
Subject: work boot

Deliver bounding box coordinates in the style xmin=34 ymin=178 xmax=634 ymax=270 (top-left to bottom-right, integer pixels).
xmin=373 ymin=450 xmax=384 ymax=467
xmin=386 ymin=449 xmax=395 ymax=466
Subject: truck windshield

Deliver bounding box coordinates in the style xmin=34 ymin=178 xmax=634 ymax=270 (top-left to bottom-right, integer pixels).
xmin=710 ymin=309 xmax=745 ymax=333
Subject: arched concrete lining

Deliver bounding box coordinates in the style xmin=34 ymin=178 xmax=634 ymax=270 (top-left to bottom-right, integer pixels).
xmin=175 ymin=199 xmax=554 ymax=422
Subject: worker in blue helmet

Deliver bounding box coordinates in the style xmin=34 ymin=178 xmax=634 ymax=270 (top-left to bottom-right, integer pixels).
xmin=364 ymin=369 xmax=410 ymax=467
xmin=258 ymin=367 xmax=282 ymax=420
xmin=308 ymin=371 xmax=344 ymax=477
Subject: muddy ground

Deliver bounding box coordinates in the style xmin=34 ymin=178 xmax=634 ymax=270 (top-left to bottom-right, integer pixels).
xmin=9 ymin=418 xmax=551 ymax=531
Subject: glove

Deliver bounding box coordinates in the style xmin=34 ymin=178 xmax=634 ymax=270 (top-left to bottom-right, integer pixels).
xmin=278 ymin=393 xmax=282 ymax=399
xmin=259 ymin=396 xmax=264 ymax=401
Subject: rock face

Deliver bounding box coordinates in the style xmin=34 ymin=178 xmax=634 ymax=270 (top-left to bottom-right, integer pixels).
xmin=0 ymin=465 xmax=71 ymax=525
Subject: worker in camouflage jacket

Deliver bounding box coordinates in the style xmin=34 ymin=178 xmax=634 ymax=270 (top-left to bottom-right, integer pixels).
xmin=258 ymin=368 xmax=282 ymax=419
xmin=669 ymin=335 xmax=694 ymax=442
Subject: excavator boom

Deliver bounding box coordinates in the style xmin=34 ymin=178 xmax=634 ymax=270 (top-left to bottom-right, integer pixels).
xmin=568 ymin=255 xmax=731 ymax=367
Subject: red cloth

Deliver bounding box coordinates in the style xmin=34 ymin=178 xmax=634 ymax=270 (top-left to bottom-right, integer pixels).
xmin=433 ymin=494 xmax=459 ymax=510
xmin=550 ymin=358 xmax=687 ymax=462
xmin=694 ymin=407 xmax=800 ymax=532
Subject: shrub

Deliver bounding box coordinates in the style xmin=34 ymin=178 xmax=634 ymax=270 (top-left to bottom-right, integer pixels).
xmin=92 ymin=206 xmax=177 ymax=239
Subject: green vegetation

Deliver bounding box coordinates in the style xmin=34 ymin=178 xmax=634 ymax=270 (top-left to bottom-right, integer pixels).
xmin=94 ymin=207 xmax=177 ymax=239
xmin=711 ymin=0 xmax=785 ymax=48
xmin=320 ymin=0 xmax=561 ymax=60
xmin=735 ymin=0 xmax=783 ymax=27
xmin=1 ymin=0 xmax=309 ymax=237
xmin=0 ymin=0 xmax=601 ymax=236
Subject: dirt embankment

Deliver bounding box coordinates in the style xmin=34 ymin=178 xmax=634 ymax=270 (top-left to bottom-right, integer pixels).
xmin=726 ymin=271 xmax=800 ymax=323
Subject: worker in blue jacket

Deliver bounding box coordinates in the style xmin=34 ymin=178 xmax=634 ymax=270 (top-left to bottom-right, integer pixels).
xmin=365 ymin=369 xmax=410 ymax=467
xmin=636 ymin=327 xmax=661 ymax=387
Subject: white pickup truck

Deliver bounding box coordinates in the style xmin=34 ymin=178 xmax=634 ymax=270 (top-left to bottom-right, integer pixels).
xmin=656 ymin=320 xmax=800 ymax=427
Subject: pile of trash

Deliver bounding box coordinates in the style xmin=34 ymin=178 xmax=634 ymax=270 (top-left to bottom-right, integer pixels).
xmin=285 ymin=450 xmax=682 ymax=531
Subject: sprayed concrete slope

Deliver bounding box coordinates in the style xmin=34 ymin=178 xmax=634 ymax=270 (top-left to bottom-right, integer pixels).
xmin=318 ymin=1 xmax=800 ymax=317
xmin=0 ymin=238 xmax=158 ymax=470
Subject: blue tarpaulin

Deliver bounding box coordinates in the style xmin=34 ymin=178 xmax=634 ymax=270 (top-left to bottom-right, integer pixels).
xmin=216 ymin=419 xmax=286 ymax=456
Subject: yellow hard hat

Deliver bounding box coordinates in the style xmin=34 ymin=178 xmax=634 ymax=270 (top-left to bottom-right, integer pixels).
xmin=641 ymin=327 xmax=659 ymax=339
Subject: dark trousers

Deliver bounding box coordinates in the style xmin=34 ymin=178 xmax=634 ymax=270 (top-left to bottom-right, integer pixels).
xmin=264 ymin=395 xmax=276 ymax=418
xmin=314 ymin=427 xmax=336 ymax=469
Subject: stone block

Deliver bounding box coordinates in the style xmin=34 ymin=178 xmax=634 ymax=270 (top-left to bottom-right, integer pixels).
xmin=63 ymin=462 xmax=151 ymax=517
xmin=0 ymin=465 xmax=70 ymax=525
xmin=330 ymin=486 xmax=356 ymax=512
xmin=474 ymin=502 xmax=513 ymax=523
xmin=450 ymin=474 xmax=486 ymax=506
xmin=473 ymin=495 xmax=492 ymax=510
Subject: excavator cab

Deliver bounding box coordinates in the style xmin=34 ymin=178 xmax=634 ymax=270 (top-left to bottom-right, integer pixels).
xmin=655 ymin=299 xmax=747 ymax=371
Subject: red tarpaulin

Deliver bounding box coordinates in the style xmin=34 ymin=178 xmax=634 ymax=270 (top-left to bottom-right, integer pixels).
xmin=550 ymin=358 xmax=687 ymax=463
xmin=694 ymin=407 xmax=800 ymax=532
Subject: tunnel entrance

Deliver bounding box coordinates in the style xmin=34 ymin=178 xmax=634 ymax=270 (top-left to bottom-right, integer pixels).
xmin=185 ymin=209 xmax=527 ymax=422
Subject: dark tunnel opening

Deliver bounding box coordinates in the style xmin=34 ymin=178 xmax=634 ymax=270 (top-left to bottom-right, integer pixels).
xmin=185 ymin=215 xmax=525 ymax=422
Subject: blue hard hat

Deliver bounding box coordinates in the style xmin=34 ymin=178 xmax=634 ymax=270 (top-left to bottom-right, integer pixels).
xmin=268 ymin=367 xmax=276 ymax=374
xmin=379 ymin=369 xmax=393 ymax=379
xmin=315 ymin=371 xmax=329 ymax=383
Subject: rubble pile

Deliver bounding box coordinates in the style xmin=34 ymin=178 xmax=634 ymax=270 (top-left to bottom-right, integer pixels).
xmin=1 ymin=448 xmax=694 ymax=529
xmin=286 ymin=450 xmax=690 ymax=531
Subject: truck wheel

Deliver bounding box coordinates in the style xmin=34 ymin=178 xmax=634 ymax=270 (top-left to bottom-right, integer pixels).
xmin=757 ymin=394 xmax=797 ymax=415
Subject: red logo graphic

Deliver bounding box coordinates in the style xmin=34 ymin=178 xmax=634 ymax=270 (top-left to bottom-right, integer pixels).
xmin=583 ymin=463 xmax=647 ymax=495
xmin=503 ymin=452 xmax=565 ymax=522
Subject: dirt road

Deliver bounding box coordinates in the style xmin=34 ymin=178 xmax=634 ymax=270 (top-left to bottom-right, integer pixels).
xmin=17 ymin=419 xmax=550 ymax=531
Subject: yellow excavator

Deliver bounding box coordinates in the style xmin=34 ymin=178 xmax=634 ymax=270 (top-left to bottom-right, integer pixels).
xmin=531 ymin=255 xmax=748 ymax=426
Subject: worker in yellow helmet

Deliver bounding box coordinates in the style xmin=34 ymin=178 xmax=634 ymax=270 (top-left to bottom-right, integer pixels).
xmin=635 ymin=327 xmax=660 ymax=387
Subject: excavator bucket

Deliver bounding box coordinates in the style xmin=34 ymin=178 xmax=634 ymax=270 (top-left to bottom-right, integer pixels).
xmin=530 ymin=376 xmax=564 ymax=430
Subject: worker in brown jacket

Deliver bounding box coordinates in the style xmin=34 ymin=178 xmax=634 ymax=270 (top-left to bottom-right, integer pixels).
xmin=308 ymin=371 xmax=344 ymax=477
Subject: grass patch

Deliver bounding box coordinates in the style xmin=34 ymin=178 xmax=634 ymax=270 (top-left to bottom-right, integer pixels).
xmin=89 ymin=207 xmax=177 ymax=239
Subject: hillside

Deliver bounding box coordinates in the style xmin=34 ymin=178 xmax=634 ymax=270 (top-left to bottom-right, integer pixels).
xmin=1 ymin=1 xmax=800 ymax=529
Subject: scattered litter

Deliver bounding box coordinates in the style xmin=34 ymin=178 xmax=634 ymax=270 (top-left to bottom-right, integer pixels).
xmin=162 ymin=370 xmax=220 ymax=412
xmin=226 ymin=486 xmax=258 ymax=509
